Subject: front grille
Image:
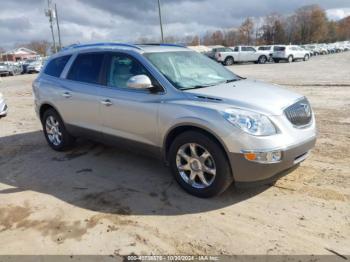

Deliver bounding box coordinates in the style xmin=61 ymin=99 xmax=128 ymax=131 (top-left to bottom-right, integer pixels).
xmin=284 ymin=98 xmax=312 ymax=127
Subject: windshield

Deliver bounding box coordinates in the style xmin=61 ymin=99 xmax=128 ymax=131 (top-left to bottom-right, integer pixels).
xmin=144 ymin=51 xmax=240 ymax=90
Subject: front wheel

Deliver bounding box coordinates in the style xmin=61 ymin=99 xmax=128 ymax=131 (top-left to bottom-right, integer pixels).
xmin=42 ymin=108 xmax=75 ymax=151
xmin=288 ymin=55 xmax=293 ymax=63
xmin=168 ymin=131 xmax=233 ymax=198
xmin=303 ymin=54 xmax=309 ymax=61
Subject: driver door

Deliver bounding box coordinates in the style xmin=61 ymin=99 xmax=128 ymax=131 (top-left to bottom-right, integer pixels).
xmin=99 ymin=52 xmax=162 ymax=147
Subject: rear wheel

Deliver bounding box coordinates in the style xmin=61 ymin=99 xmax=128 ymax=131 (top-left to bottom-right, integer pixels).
xmin=169 ymin=131 xmax=233 ymax=198
xmin=303 ymin=54 xmax=309 ymax=61
xmin=42 ymin=108 xmax=75 ymax=151
xmin=288 ymin=55 xmax=293 ymax=63
xmin=258 ymin=55 xmax=267 ymax=64
xmin=224 ymin=57 xmax=234 ymax=66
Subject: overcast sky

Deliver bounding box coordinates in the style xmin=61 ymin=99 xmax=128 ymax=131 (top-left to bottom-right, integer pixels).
xmin=0 ymin=0 xmax=350 ymax=49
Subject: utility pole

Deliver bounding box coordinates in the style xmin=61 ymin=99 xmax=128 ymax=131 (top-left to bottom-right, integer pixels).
xmin=157 ymin=0 xmax=164 ymax=43
xmin=55 ymin=4 xmax=62 ymax=50
xmin=45 ymin=0 xmax=57 ymax=53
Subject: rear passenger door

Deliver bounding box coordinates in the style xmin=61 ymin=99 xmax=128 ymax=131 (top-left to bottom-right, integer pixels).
xmin=99 ymin=52 xmax=161 ymax=147
xmin=58 ymin=52 xmax=105 ymax=133
xmin=244 ymin=46 xmax=258 ymax=61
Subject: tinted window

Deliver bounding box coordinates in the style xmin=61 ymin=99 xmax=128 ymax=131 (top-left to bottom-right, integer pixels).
xmin=44 ymin=55 xmax=71 ymax=77
xmin=107 ymin=54 xmax=151 ymax=89
xmin=243 ymin=47 xmax=256 ymax=52
xmin=233 ymin=47 xmax=239 ymax=52
xmin=67 ymin=53 xmax=104 ymax=84
xmin=274 ymin=46 xmax=286 ymax=51
xmin=258 ymin=46 xmax=271 ymax=51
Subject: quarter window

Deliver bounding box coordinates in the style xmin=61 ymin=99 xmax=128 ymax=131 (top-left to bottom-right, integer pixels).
xmin=67 ymin=53 xmax=104 ymax=84
xmin=44 ymin=55 xmax=71 ymax=77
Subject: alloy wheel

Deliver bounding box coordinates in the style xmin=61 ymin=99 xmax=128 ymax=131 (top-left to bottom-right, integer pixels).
xmin=176 ymin=143 xmax=216 ymax=189
xmin=45 ymin=115 xmax=62 ymax=146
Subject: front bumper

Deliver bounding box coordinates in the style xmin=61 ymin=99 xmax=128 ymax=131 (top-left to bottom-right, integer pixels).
xmin=229 ymin=136 xmax=316 ymax=184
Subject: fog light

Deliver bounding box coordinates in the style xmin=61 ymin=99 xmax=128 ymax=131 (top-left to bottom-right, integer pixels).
xmin=243 ymin=150 xmax=282 ymax=163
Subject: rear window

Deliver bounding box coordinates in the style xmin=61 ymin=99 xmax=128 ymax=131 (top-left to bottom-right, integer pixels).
xmin=44 ymin=55 xmax=71 ymax=77
xmin=274 ymin=46 xmax=286 ymax=51
xmin=67 ymin=53 xmax=104 ymax=84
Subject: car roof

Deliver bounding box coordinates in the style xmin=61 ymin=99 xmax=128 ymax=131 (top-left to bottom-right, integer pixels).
xmin=54 ymin=42 xmax=190 ymax=58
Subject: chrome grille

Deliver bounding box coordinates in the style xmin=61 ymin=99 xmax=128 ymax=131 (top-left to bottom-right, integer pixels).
xmin=284 ymin=98 xmax=312 ymax=127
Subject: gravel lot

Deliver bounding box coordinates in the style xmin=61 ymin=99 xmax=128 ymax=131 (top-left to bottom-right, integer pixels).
xmin=0 ymin=52 xmax=349 ymax=256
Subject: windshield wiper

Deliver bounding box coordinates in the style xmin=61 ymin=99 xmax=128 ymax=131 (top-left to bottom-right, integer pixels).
xmin=225 ymin=78 xmax=243 ymax=83
xmin=181 ymin=84 xmax=215 ymax=90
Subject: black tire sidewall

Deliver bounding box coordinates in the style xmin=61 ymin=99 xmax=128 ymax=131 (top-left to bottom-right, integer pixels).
xmin=168 ymin=131 xmax=233 ymax=198
xmin=42 ymin=109 xmax=74 ymax=151
xmin=225 ymin=57 xmax=234 ymax=66
xmin=259 ymin=56 xmax=267 ymax=64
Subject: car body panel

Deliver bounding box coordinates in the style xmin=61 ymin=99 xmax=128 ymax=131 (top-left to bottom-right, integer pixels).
xmin=33 ymin=43 xmax=317 ymax=184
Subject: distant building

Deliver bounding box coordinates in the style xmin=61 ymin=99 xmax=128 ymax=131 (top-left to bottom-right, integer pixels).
xmin=1 ymin=47 xmax=38 ymax=62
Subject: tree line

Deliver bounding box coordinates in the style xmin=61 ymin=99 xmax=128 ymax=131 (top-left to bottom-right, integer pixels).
xmin=189 ymin=5 xmax=350 ymax=46
xmin=140 ymin=4 xmax=349 ymax=46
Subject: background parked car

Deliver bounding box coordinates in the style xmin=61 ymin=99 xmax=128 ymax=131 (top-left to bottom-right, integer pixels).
xmin=0 ymin=62 xmax=21 ymax=76
xmin=273 ymin=45 xmax=310 ymax=63
xmin=212 ymin=46 xmax=269 ymax=65
xmin=256 ymin=45 xmax=275 ymax=62
xmin=27 ymin=60 xmax=43 ymax=73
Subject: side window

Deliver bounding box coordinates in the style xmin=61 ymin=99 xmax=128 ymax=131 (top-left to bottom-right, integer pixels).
xmin=225 ymin=48 xmax=233 ymax=52
xmin=67 ymin=53 xmax=104 ymax=84
xmin=107 ymin=54 xmax=150 ymax=89
xmin=247 ymin=47 xmax=256 ymax=52
xmin=241 ymin=47 xmax=248 ymax=51
xmin=233 ymin=47 xmax=239 ymax=52
xmin=44 ymin=55 xmax=71 ymax=77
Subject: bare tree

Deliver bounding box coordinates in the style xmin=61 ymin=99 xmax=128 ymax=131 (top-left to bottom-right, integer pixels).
xmin=239 ymin=17 xmax=254 ymax=45
xmin=16 ymin=40 xmax=51 ymax=56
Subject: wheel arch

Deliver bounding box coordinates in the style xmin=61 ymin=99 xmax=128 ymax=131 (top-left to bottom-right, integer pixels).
xmin=163 ymin=124 xmax=232 ymax=172
xmin=39 ymin=103 xmax=61 ymax=123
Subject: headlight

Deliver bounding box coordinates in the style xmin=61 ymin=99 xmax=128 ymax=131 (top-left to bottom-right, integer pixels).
xmin=222 ymin=108 xmax=277 ymax=136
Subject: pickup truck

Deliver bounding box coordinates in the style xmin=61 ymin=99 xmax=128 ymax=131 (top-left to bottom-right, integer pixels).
xmin=211 ymin=46 xmax=269 ymax=65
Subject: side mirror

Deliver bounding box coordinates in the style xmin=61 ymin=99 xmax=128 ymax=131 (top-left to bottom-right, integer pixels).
xmin=127 ymin=75 xmax=153 ymax=89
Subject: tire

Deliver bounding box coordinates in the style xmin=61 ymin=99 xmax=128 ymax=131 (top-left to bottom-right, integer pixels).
xmin=287 ymin=55 xmax=293 ymax=63
xmin=42 ymin=108 xmax=75 ymax=151
xmin=224 ymin=57 xmax=234 ymax=66
xmin=303 ymin=54 xmax=309 ymax=61
xmin=168 ymin=131 xmax=233 ymax=198
xmin=258 ymin=55 xmax=267 ymax=64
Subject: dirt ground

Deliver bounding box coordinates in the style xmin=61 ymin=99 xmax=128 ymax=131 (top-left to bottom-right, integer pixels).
xmin=0 ymin=52 xmax=349 ymax=256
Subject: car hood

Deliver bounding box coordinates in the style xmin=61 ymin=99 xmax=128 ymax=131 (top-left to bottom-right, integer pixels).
xmin=183 ymin=79 xmax=303 ymax=115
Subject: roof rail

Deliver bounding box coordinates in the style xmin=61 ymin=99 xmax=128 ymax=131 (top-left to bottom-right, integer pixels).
xmin=139 ymin=43 xmax=186 ymax=48
xmin=61 ymin=42 xmax=143 ymax=51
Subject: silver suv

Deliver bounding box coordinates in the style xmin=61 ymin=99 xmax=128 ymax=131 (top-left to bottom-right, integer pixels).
xmin=33 ymin=43 xmax=316 ymax=197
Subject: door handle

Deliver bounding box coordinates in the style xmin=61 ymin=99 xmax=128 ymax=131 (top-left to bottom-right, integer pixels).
xmin=62 ymin=92 xmax=72 ymax=98
xmin=101 ymin=99 xmax=113 ymax=106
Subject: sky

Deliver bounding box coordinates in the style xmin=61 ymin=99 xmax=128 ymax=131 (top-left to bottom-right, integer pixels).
xmin=0 ymin=0 xmax=350 ymax=49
